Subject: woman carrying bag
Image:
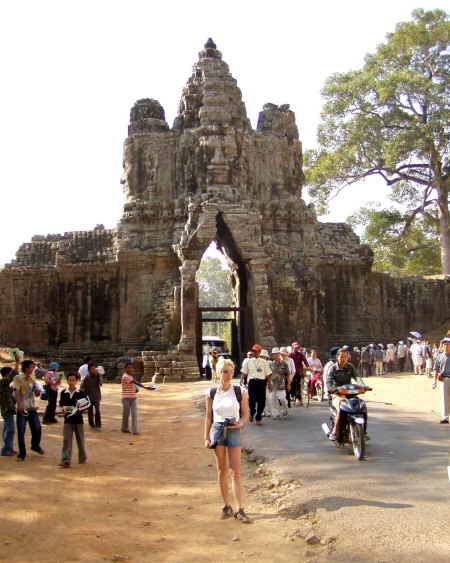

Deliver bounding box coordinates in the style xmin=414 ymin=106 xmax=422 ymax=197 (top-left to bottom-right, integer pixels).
xmin=204 ymin=358 xmax=250 ymax=522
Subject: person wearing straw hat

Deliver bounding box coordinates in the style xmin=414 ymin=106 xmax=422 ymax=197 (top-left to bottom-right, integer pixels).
xmin=240 ymin=344 xmax=272 ymax=425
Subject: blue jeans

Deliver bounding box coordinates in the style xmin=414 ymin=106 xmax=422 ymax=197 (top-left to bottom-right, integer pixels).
xmin=16 ymin=410 xmax=42 ymax=459
xmin=121 ymin=398 xmax=138 ymax=433
xmin=1 ymin=410 xmax=15 ymax=455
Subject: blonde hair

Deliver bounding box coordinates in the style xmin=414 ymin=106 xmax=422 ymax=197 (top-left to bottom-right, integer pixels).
xmin=217 ymin=358 xmax=235 ymax=379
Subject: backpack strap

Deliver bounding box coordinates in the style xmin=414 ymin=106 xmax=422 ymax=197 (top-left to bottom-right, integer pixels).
xmin=233 ymin=385 xmax=242 ymax=404
xmin=209 ymin=386 xmax=242 ymax=417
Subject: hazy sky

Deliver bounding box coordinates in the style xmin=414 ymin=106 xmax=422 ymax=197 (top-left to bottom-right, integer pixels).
xmin=0 ymin=1 xmax=445 ymax=265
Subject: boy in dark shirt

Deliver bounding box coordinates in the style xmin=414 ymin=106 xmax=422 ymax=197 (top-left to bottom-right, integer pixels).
xmin=59 ymin=373 xmax=88 ymax=468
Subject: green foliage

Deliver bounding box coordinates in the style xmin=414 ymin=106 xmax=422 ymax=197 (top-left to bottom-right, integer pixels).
xmin=348 ymin=204 xmax=441 ymax=275
xmin=196 ymin=256 xmax=232 ymax=308
xmin=304 ymin=9 xmax=450 ymax=273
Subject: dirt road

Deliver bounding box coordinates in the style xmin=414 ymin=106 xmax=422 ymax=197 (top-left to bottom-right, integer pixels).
xmin=0 ymin=373 xmax=448 ymax=562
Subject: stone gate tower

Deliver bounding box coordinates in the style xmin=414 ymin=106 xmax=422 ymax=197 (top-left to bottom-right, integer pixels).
xmin=0 ymin=39 xmax=448 ymax=380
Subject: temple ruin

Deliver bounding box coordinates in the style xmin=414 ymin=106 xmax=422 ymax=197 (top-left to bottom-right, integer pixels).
xmin=0 ymin=39 xmax=448 ymax=380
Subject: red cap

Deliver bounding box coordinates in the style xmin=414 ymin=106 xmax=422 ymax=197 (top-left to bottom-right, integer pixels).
xmin=292 ymin=342 xmax=300 ymax=348
xmin=252 ymin=344 xmax=262 ymax=351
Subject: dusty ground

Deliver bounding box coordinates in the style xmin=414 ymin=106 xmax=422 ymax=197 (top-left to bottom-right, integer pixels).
xmin=0 ymin=381 xmax=309 ymax=563
xmin=0 ymin=372 xmax=448 ymax=562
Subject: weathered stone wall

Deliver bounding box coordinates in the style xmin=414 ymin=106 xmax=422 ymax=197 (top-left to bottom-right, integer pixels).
xmin=0 ymin=38 xmax=448 ymax=377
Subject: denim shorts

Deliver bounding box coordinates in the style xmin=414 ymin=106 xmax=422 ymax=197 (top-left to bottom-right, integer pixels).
xmin=210 ymin=422 xmax=241 ymax=448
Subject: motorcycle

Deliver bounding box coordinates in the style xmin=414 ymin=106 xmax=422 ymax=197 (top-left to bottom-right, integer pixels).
xmin=321 ymin=384 xmax=371 ymax=460
xmin=308 ymin=370 xmax=324 ymax=401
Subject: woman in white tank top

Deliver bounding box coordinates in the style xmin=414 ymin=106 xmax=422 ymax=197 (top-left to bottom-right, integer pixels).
xmin=204 ymin=358 xmax=250 ymax=522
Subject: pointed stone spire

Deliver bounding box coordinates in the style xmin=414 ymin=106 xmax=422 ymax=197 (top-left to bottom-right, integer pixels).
xmin=173 ymin=39 xmax=250 ymax=131
xmin=199 ymin=38 xmax=221 ymax=60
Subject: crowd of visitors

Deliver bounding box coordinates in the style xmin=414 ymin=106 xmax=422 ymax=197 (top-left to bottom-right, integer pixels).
xmin=205 ymin=334 xmax=450 ymax=520
xmin=0 ymin=354 xmax=156 ymax=467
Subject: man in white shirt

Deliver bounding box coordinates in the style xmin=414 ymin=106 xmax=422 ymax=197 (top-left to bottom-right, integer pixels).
xmin=280 ymin=347 xmax=295 ymax=408
xmin=240 ymin=344 xmax=272 ymax=425
xmin=78 ymin=356 xmax=92 ymax=381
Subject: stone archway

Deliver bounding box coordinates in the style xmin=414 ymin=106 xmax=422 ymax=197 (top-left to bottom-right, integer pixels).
xmin=175 ymin=206 xmax=259 ymax=359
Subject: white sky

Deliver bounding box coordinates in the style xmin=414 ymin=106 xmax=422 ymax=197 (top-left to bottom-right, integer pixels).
xmin=0 ymin=0 xmax=445 ymax=265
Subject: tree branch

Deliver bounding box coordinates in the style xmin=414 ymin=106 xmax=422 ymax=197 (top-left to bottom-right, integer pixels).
xmin=405 ymin=243 xmax=440 ymax=253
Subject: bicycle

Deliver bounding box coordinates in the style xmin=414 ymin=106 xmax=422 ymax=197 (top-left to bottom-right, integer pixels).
xmin=299 ymin=371 xmax=310 ymax=407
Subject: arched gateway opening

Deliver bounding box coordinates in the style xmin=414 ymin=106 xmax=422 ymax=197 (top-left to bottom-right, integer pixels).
xmin=179 ymin=212 xmax=254 ymax=373
xmin=195 ymin=213 xmax=253 ymax=371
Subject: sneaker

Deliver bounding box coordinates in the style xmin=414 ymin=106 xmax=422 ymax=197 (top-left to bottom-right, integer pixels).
xmin=328 ymin=433 xmax=337 ymax=441
xmin=234 ymin=508 xmax=250 ymax=523
xmin=364 ymin=432 xmax=371 ymax=441
xmin=249 ymin=415 xmax=254 ymax=422
xmin=272 ymin=415 xmax=282 ymax=420
xmin=439 ymin=419 xmax=449 ymax=424
xmin=255 ymin=420 xmax=263 ymax=426
xmin=220 ymin=505 xmax=233 ymax=519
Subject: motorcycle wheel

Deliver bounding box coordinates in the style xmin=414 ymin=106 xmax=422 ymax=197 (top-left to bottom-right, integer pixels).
xmin=316 ymin=380 xmax=324 ymax=402
xmin=350 ymin=421 xmax=365 ymax=460
xmin=301 ymin=377 xmax=310 ymax=407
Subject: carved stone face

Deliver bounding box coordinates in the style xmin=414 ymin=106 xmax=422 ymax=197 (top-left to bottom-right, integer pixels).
xmin=198 ymin=132 xmax=237 ymax=186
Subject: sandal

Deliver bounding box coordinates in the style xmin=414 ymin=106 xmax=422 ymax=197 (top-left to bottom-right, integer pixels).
xmin=234 ymin=508 xmax=250 ymax=523
xmin=220 ymin=505 xmax=233 ymax=519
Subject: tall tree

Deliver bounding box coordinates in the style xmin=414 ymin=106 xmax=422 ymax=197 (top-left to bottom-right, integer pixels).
xmin=348 ymin=203 xmax=441 ymax=275
xmin=305 ymin=9 xmax=450 ymax=274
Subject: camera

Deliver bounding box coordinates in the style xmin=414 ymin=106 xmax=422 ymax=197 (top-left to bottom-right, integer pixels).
xmin=223 ymin=417 xmax=236 ymax=427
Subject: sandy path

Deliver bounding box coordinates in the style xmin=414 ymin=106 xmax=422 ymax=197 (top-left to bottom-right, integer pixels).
xmin=0 ymin=383 xmax=308 ymax=563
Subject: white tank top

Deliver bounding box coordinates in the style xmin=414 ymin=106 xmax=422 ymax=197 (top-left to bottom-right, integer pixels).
xmin=210 ymin=386 xmax=240 ymax=423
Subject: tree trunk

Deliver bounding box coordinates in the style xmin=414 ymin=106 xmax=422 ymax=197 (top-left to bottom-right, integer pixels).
xmin=437 ymin=192 xmax=450 ymax=275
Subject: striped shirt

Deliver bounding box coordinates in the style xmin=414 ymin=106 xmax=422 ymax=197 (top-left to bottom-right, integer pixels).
xmin=122 ymin=374 xmax=136 ymax=399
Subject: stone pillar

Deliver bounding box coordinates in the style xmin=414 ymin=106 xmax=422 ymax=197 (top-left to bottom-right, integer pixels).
xmin=178 ymin=260 xmax=199 ymax=354
xmin=249 ymin=258 xmax=276 ymax=347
